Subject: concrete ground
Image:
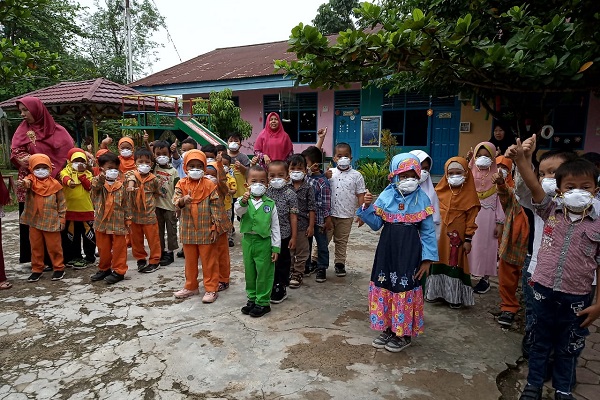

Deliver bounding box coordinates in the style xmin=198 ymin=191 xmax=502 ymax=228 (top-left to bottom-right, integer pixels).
xmin=0 ymin=210 xmax=539 ymax=399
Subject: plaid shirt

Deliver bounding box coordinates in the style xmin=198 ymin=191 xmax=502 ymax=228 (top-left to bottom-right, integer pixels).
xmin=497 ymin=183 xmax=529 ymax=265
xmin=173 ymin=186 xmax=225 ymax=244
xmin=91 ymin=177 xmax=131 ymax=235
xmin=307 ymin=172 xmax=331 ymax=227
xmin=20 ymin=189 xmax=66 ymax=232
xmin=126 ymin=172 xmax=161 ymax=225
xmin=292 ymin=179 xmax=316 ymax=232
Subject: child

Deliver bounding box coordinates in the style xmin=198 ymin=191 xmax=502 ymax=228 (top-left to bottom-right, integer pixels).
xmin=468 ymin=142 xmax=505 ymax=294
xmin=235 ymin=165 xmax=281 ymax=317
xmin=266 ymin=160 xmax=298 ymax=302
xmin=302 ymin=146 xmax=332 ymax=283
xmin=513 ymin=136 xmax=600 ymax=400
xmin=493 ymin=156 xmax=530 ymax=327
xmin=90 ymin=152 xmax=131 ymax=284
xmin=126 ymin=148 xmax=162 ymax=273
xmin=288 ymin=154 xmax=315 ymax=288
xmin=227 ymin=133 xmax=251 ymax=226
xmin=173 ymin=150 xmax=227 ymax=303
xmin=172 ymin=137 xmax=198 ymax=178
xmin=410 ymin=150 xmax=441 ymax=240
xmin=153 ymin=141 xmax=179 ymax=266
xmin=18 ymin=154 xmax=67 ymax=282
xmin=357 ymin=153 xmax=438 ymax=352
xmin=327 ymin=143 xmax=366 ymax=276
xmin=425 ymin=157 xmax=480 ymax=308
xmin=221 ymin=154 xmax=237 ymax=247
xmin=201 ymin=144 xmax=217 ymax=163
xmin=116 ymin=137 xmax=137 ymax=174
xmin=59 ymin=148 xmax=96 ymax=269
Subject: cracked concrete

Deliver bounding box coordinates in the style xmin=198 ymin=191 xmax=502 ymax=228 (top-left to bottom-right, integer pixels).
xmin=0 ymin=210 xmax=524 ymax=399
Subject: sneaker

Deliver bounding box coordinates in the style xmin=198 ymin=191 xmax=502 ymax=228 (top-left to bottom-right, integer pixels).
xmin=51 ymin=270 xmax=65 ymax=281
xmin=139 ymin=263 xmax=159 ymax=273
xmin=249 ymin=305 xmax=271 ymax=318
xmin=217 ymin=282 xmax=229 ymax=292
xmin=519 ymin=385 xmax=542 ymax=400
xmin=136 ymin=259 xmax=147 ymax=271
xmin=473 ymin=278 xmax=490 ymax=294
xmin=176 ymin=249 xmax=184 ymax=258
xmin=270 ymin=284 xmax=288 ymax=304
xmin=498 ymin=311 xmax=515 ymax=327
xmin=555 ymin=392 xmax=576 ymax=400
xmin=315 ymin=269 xmax=327 ymax=283
xmin=334 ymin=263 xmax=346 ymax=277
xmin=90 ymin=269 xmax=112 ymax=281
xmin=304 ymin=260 xmax=317 ymax=276
xmin=202 ymin=291 xmax=218 ymax=303
xmin=289 ymin=274 xmax=302 ymax=288
xmin=228 ymin=239 xmax=234 ymax=248
xmin=449 ymin=303 xmax=463 ymax=309
xmin=104 ymin=272 xmax=124 ymax=284
xmin=43 ymin=265 xmax=53 ymax=272
xmin=159 ymin=252 xmax=174 ymax=266
xmin=384 ymin=335 xmax=411 ymax=353
xmin=69 ymin=259 xmax=88 ymax=270
xmin=241 ymin=301 xmax=255 ymax=315
xmin=174 ymin=288 xmax=199 ymax=299
xmin=372 ymin=328 xmax=394 ymax=349
xmin=27 ymin=273 xmax=42 ymax=282
xmin=425 ymin=297 xmax=441 ymax=303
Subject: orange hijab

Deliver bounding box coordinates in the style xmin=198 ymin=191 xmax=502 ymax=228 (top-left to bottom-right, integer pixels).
xmin=176 ymin=150 xmax=216 ymax=228
xmin=435 ymin=157 xmax=481 ymax=226
xmin=496 ymin=156 xmax=515 ymax=188
xmin=27 ymin=154 xmax=63 ymax=217
xmin=118 ymin=137 xmax=136 ymax=173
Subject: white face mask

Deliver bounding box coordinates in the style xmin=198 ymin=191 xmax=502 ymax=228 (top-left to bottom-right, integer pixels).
xmin=290 ymin=171 xmax=305 ymax=181
xmin=228 ymin=142 xmax=240 ymax=151
xmin=223 ymin=166 xmax=230 ymax=173
xmin=250 ymin=183 xmax=267 ymax=197
xmin=396 ymin=178 xmax=419 ymax=194
xmin=71 ymin=162 xmax=83 ymax=171
xmin=188 ymin=169 xmax=204 ymax=180
xmin=418 ymin=170 xmax=430 ymax=184
xmin=207 ymin=175 xmax=218 ymax=183
xmin=562 ymin=189 xmax=594 ymax=213
xmin=120 ymin=149 xmax=133 ymax=158
xmin=156 ymin=156 xmax=169 ymax=166
xmin=475 ymin=156 xmax=492 ymax=169
xmin=206 ymin=158 xmax=215 ymax=164
xmin=105 ymin=169 xmax=119 ymax=180
xmin=137 ymin=164 xmax=151 ymax=174
xmin=33 ymin=168 xmax=50 ymax=179
xmin=270 ymin=178 xmax=286 ymax=189
xmin=541 ymin=178 xmax=557 ymax=195
xmin=448 ymin=174 xmax=466 ymax=187
xmin=500 ymin=169 xmax=508 ymax=179
xmin=337 ymin=157 xmax=351 ymax=170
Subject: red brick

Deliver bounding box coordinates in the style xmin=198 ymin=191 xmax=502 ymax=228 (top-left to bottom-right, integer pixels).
xmin=576 ymin=367 xmax=600 ymax=385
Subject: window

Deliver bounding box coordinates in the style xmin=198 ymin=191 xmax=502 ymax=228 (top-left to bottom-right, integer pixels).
xmin=381 ymin=91 xmax=432 ymax=147
xmin=263 ymin=93 xmax=318 ymax=143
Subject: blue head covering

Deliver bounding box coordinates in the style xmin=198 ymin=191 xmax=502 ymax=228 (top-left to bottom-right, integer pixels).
xmin=373 ymin=153 xmax=434 ymax=223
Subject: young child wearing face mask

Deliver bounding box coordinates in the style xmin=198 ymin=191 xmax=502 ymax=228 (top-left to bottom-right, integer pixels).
xmin=235 ymin=165 xmax=281 ymax=317
xmin=266 ymin=161 xmax=298 ymax=302
xmin=173 ymin=150 xmax=228 ymax=303
xmin=126 ymin=148 xmax=162 ymax=275
xmin=116 ymin=137 xmax=137 ymax=174
xmin=410 ymin=150 xmax=441 ymax=240
xmin=357 ymin=153 xmax=438 ymax=353
xmin=171 ymin=137 xmax=198 ymax=179
xmin=425 ymin=157 xmax=480 ymax=309
xmin=18 ymin=154 xmax=67 ymax=282
xmin=152 ymin=141 xmax=179 ymax=266
xmin=89 ymin=152 xmax=132 ymax=284
xmin=468 ymin=142 xmax=505 ymax=294
xmin=221 ymin=154 xmax=238 ymax=247
xmin=59 ymin=148 xmax=96 ymax=269
xmin=227 ymin=133 xmax=251 ymax=221
xmin=513 ymin=135 xmax=600 ymax=400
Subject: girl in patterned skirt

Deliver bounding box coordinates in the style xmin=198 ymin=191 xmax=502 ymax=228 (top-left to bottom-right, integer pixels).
xmin=357 ymin=153 xmax=438 ymax=353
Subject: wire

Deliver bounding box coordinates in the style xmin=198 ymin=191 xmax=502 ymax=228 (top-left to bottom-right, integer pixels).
xmin=148 ymin=0 xmax=182 ymax=63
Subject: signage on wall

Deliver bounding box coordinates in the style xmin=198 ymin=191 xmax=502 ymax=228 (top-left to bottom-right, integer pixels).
xmin=342 ymin=111 xmax=354 ymax=117
xmin=438 ymin=112 xmax=452 ymax=119
xmin=360 ymin=116 xmax=381 ymax=147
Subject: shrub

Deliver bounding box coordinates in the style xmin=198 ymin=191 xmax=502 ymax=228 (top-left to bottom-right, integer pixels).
xmin=358 ymin=162 xmax=389 ymax=195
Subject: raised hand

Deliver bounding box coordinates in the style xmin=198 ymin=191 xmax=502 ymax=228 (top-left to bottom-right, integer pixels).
xmin=491 ymin=172 xmax=505 ymax=185
xmin=364 ymin=189 xmax=373 ymax=207
xmin=317 ymin=127 xmax=327 ymax=139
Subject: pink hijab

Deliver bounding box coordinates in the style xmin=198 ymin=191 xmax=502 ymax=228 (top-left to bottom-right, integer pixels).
xmin=469 ymin=141 xmax=498 ymax=195
xmin=12 ymin=96 xmax=74 ymax=178
xmin=253 ymin=112 xmax=293 ymax=162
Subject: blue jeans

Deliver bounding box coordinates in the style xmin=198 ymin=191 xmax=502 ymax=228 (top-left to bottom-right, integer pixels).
xmin=527 ymin=283 xmax=591 ymax=393
xmin=307 ymin=224 xmax=329 ymax=270
xmin=521 ymin=256 xmax=533 ymax=334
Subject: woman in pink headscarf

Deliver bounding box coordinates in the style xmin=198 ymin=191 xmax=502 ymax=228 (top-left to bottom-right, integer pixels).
xmin=10 ymin=96 xmax=74 ymax=264
xmin=253 ymin=112 xmax=294 ymax=167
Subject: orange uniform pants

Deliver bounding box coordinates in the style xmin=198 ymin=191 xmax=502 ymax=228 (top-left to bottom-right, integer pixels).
xmin=183 ymin=243 xmax=219 ymax=292
xmin=215 ymin=233 xmax=231 ymax=284
xmin=96 ymin=231 xmax=128 ymax=275
xmin=498 ymin=258 xmax=522 ymax=313
xmin=30 ymin=227 xmax=64 ymax=273
xmin=130 ymin=222 xmax=161 ymax=265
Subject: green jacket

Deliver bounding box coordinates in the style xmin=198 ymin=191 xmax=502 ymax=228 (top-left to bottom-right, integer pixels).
xmin=239 ymin=196 xmax=280 ymax=253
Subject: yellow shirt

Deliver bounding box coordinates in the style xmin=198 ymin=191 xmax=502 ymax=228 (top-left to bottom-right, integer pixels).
xmin=224 ymin=174 xmax=237 ymax=210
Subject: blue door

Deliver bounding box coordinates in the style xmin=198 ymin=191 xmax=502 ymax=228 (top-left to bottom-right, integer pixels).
xmin=430 ymin=110 xmax=460 ymax=175
xmin=334 ymin=110 xmax=361 ymax=164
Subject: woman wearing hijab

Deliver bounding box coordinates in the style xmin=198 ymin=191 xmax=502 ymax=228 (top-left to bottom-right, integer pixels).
xmin=489 ymin=121 xmax=516 ymax=156
xmin=253 ymin=112 xmax=294 ymax=167
xmin=410 ymin=150 xmax=441 ymax=240
xmin=425 ymin=157 xmax=481 ymax=308
xmin=10 ymin=96 xmax=74 ymax=264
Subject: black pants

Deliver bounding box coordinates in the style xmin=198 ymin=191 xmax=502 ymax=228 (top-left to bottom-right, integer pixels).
xmin=274 ymin=236 xmax=291 ymax=287
xmin=61 ymin=220 xmax=96 ymax=263
xmin=19 ymin=202 xmax=52 ymax=266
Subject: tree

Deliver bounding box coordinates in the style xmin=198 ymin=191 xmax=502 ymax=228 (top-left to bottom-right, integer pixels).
xmin=277 ymin=1 xmax=600 ymax=135
xmin=312 ymin=0 xmax=359 ymax=34
xmin=192 ymin=89 xmax=253 ymax=140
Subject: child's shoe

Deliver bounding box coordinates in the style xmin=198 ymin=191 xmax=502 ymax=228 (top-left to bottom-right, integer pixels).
xmin=176 ymin=249 xmax=184 ymax=258
xmin=51 ymin=270 xmax=65 ymax=281
xmin=315 ymin=268 xmax=327 ymax=283
xmin=519 ymin=385 xmax=542 ymax=400
xmin=228 ymin=239 xmax=234 ymax=247
xmin=334 ymin=263 xmax=346 ymax=277
xmin=372 ymin=328 xmax=394 ymax=349
xmin=241 ymin=301 xmax=255 ymax=315
xmin=249 ymin=305 xmax=271 ymax=318
xmin=217 ymin=282 xmax=230 ymax=292
xmin=104 ymin=272 xmax=124 ymax=284
xmin=174 ymin=288 xmax=199 ymax=299
xmin=90 ymin=269 xmax=112 ymax=281
xmin=27 ymin=273 xmax=42 ymax=282
xmin=304 ymin=260 xmax=317 ymax=276
xmin=43 ymin=265 xmax=53 ymax=272
xmin=555 ymin=391 xmax=576 ymax=400
xmin=139 ymin=263 xmax=159 ymax=273
xmin=384 ymin=335 xmax=411 ymax=353
xmin=498 ymin=311 xmax=515 ymax=327
xmin=289 ymin=274 xmax=302 ymax=288
xmin=202 ymin=291 xmax=218 ymax=303
xmin=473 ymin=278 xmax=490 ymax=294
xmin=159 ymin=251 xmax=174 ymax=266
xmin=270 ymin=284 xmax=287 ymax=304
xmin=136 ymin=259 xmax=147 ymax=271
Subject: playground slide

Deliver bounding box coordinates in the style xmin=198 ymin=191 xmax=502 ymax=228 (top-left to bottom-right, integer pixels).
xmin=175 ymin=118 xmax=227 ymax=147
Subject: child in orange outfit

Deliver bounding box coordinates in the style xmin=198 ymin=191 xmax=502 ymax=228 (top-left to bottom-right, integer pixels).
xmin=18 ymin=154 xmax=67 ymax=282
xmin=117 ymin=137 xmax=137 ymax=174
xmin=90 ymin=152 xmax=132 ymax=285
xmin=173 ymin=150 xmax=228 ymax=303
xmin=126 ymin=148 xmax=162 ymax=273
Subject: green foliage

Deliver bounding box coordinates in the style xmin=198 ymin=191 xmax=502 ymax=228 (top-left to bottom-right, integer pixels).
xmin=313 ymin=0 xmax=359 ymax=34
xmin=192 ymin=89 xmax=253 ymax=140
xmin=358 ymin=162 xmax=389 ymax=194
xmin=380 ymin=129 xmax=398 ymax=168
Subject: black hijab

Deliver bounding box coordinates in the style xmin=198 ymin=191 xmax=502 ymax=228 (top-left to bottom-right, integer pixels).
xmin=489 ymin=121 xmax=516 ymax=155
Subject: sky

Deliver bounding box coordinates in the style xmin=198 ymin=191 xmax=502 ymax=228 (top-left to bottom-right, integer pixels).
xmin=76 ymin=0 xmax=328 ymax=77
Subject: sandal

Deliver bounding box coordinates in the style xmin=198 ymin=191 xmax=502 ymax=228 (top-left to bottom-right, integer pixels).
xmin=0 ymin=281 xmax=12 ymax=290
xmin=71 ymin=259 xmax=88 ymax=270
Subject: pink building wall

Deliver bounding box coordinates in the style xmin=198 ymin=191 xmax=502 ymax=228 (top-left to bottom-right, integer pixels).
xmin=584 ymin=93 xmax=600 ymax=153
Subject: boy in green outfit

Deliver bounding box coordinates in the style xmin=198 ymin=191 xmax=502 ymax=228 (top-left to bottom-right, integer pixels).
xmin=234 ymin=165 xmax=281 ymax=318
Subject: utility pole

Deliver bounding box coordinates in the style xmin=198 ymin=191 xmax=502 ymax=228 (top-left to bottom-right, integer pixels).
xmin=124 ymin=0 xmax=134 ymax=83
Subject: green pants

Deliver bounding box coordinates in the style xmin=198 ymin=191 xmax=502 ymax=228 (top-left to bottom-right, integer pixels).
xmin=242 ymin=233 xmax=275 ymax=306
